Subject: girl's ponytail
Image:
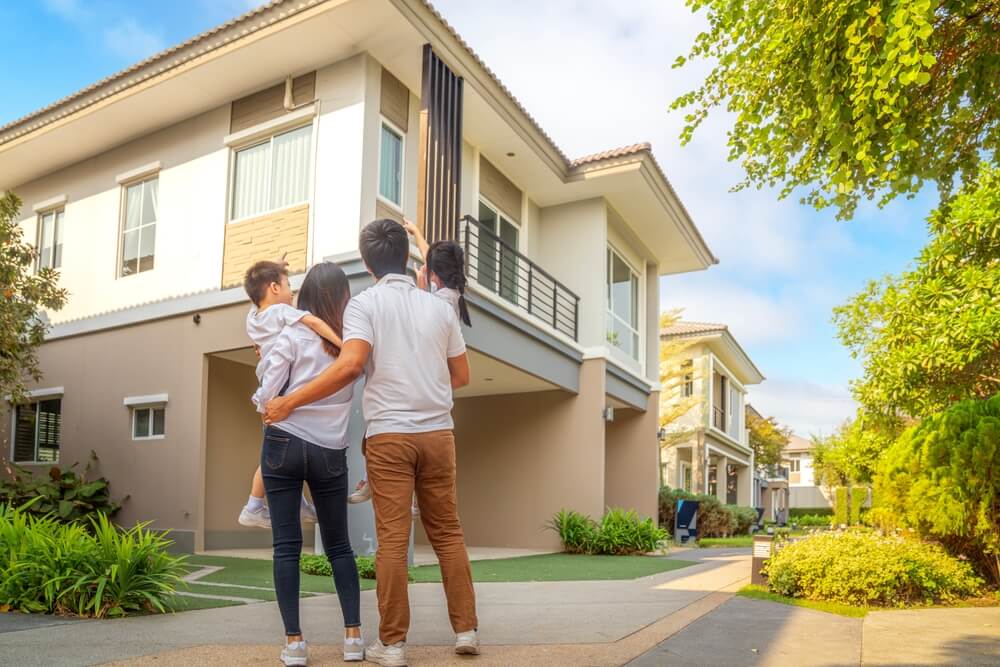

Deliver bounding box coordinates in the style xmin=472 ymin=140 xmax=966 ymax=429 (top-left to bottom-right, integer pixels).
xmin=427 ymin=240 xmax=472 ymax=327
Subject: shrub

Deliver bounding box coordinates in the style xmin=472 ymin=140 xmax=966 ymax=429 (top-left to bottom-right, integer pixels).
xmin=0 ymin=503 xmax=185 ymax=617
xmin=789 ymin=507 xmax=833 ymax=518
xmin=657 ymin=486 xmax=691 ymax=529
xmin=696 ymin=495 xmax=736 ymax=537
xmin=850 ymin=488 xmax=868 ymax=525
xmin=765 ymin=529 xmax=983 ymax=607
xmin=0 ymin=453 xmax=125 ymax=525
xmin=833 ymin=487 xmax=849 ymax=526
xmin=549 ymin=508 xmax=666 ymax=555
xmin=300 ymin=553 xmax=378 ymax=579
xmin=727 ymin=505 xmax=758 ymax=535
xmin=794 ymin=514 xmax=832 ymax=528
xmin=875 ymin=394 xmax=1000 ymax=586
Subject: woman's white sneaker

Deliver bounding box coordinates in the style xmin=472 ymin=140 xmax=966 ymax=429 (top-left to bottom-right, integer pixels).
xmin=280 ymin=639 xmax=308 ymax=666
xmin=455 ymin=630 xmax=480 ymax=655
xmin=366 ymin=639 xmax=407 ymax=666
xmin=343 ymin=635 xmax=365 ymax=662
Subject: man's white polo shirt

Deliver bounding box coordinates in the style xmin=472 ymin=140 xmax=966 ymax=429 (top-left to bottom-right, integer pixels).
xmin=342 ymin=273 xmax=466 ymax=437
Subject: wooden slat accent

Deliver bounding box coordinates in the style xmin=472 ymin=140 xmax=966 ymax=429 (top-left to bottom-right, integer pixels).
xmin=479 ymin=156 xmax=522 ymax=222
xmin=230 ymin=72 xmax=316 ymax=134
xmin=221 ymin=204 xmax=309 ymax=287
xmin=419 ymin=45 xmax=464 ymax=242
xmin=375 ymin=199 xmax=403 ymax=224
xmin=380 ymin=69 xmax=409 ymax=132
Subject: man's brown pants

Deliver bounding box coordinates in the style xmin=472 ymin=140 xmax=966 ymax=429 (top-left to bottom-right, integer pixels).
xmin=365 ymin=430 xmax=478 ymax=644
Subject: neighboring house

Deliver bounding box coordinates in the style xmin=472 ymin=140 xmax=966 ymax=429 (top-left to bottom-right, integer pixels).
xmin=784 ymin=434 xmax=832 ymax=509
xmin=747 ymin=403 xmax=789 ymax=523
xmin=659 ymin=322 xmax=764 ymax=507
xmin=0 ymin=0 xmax=717 ymax=553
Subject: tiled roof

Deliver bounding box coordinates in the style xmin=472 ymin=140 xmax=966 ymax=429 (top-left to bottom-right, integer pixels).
xmin=784 ymin=434 xmax=814 ymax=452
xmin=661 ymin=321 xmax=729 ymax=338
xmin=569 ymin=142 xmax=652 ymax=168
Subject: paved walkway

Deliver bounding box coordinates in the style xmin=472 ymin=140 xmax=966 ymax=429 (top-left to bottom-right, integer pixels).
xmin=1 ymin=548 xmax=997 ymax=666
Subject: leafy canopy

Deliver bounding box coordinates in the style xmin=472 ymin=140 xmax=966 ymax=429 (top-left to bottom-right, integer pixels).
xmin=812 ymin=415 xmax=901 ymax=487
xmin=672 ymin=0 xmax=1000 ymax=219
xmin=833 ymin=164 xmax=1000 ymax=418
xmin=1 ymin=192 xmax=67 ymax=404
xmin=746 ymin=411 xmax=790 ymax=467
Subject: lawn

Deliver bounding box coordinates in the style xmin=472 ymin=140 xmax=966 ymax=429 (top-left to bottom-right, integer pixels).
xmin=164 ymin=595 xmax=245 ymax=612
xmin=412 ymin=553 xmax=693 ymax=583
xmin=185 ymin=555 xmax=376 ymax=593
xmin=737 ymin=585 xmax=869 ymax=618
xmin=698 ymin=536 xmax=754 ymax=548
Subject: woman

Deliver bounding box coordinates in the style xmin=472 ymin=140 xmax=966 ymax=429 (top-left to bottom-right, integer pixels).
xmin=254 ymin=262 xmax=363 ymax=665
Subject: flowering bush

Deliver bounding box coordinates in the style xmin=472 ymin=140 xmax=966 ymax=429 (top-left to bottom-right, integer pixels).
xmin=765 ymin=529 xmax=982 ymax=607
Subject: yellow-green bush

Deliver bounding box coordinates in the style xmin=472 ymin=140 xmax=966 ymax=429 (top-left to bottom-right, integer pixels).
xmin=849 ymin=488 xmax=867 ymax=525
xmin=765 ymin=529 xmax=982 ymax=607
xmin=833 ymin=487 xmax=849 ymax=526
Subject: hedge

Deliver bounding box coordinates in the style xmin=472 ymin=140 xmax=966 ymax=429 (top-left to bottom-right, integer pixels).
xmin=789 ymin=507 xmax=833 ymax=518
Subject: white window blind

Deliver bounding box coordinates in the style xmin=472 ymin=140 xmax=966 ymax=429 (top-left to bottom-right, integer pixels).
xmin=232 ymin=124 xmax=312 ymax=221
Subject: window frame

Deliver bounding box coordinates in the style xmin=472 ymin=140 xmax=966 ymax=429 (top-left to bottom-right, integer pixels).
xmin=228 ymin=122 xmax=315 ymax=224
xmin=789 ymin=458 xmax=801 ymax=473
xmin=35 ymin=208 xmax=64 ymax=272
xmin=681 ymin=360 xmax=694 ymax=397
xmin=10 ymin=395 xmax=62 ymax=464
xmin=117 ymin=174 xmax=159 ymax=278
xmin=605 ymin=244 xmax=641 ymax=360
xmin=475 ymin=196 xmax=522 ymax=303
xmin=131 ymin=405 xmax=166 ymax=441
xmin=376 ymin=117 xmax=406 ymax=211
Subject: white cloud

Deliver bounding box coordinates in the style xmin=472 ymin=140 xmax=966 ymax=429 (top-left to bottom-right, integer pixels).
xmin=103 ymin=19 xmax=166 ymax=62
xmin=748 ymin=379 xmax=856 ymax=438
xmin=42 ymin=0 xmax=88 ymax=22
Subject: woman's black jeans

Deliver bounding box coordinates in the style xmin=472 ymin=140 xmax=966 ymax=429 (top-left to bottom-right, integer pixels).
xmin=261 ymin=426 xmax=360 ymax=635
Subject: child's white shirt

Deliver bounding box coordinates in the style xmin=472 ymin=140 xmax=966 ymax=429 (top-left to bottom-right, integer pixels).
xmin=246 ymin=303 xmax=309 ymax=385
xmin=433 ymin=287 xmax=461 ymax=317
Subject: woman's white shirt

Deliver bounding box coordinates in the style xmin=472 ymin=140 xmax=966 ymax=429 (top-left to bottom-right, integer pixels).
xmin=252 ymin=321 xmax=354 ymax=449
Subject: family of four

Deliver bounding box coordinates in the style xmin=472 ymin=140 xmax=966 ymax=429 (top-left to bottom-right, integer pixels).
xmin=239 ymin=218 xmax=477 ymax=667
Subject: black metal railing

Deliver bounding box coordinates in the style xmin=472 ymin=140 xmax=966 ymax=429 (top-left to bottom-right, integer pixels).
xmin=459 ymin=216 xmax=580 ymax=341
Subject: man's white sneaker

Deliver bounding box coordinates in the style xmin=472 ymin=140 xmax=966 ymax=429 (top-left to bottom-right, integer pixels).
xmin=300 ymin=498 xmax=317 ymax=523
xmin=348 ymin=480 xmax=371 ymax=504
xmin=343 ymin=636 xmax=365 ymax=662
xmin=280 ymin=639 xmax=308 ymax=666
xmin=366 ymin=639 xmax=407 ymax=666
xmin=455 ymin=630 xmax=480 ymax=655
xmin=238 ymin=505 xmax=271 ymax=529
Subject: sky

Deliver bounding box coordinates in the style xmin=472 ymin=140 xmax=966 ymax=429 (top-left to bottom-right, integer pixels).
xmin=0 ymin=1 xmax=933 ymax=437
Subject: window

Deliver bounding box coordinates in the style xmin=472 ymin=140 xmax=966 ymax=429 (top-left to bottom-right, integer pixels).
xmin=789 ymin=458 xmax=801 ymax=473
xmin=477 ymin=199 xmax=520 ymax=305
xmin=36 ymin=209 xmax=64 ymax=271
xmin=231 ymin=124 xmax=312 ymax=221
xmin=12 ymin=398 xmax=61 ymax=463
xmin=120 ymin=177 xmax=158 ymax=276
xmin=606 ymin=247 xmax=640 ymax=359
xmin=132 ymin=406 xmax=166 ymax=440
xmin=679 ymin=462 xmax=692 ymax=492
xmin=681 ymin=360 xmax=694 ymax=397
xmin=378 ymin=121 xmax=404 ymax=207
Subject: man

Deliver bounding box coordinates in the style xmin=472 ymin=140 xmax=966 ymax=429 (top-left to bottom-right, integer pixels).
xmin=264 ymin=219 xmax=478 ymax=667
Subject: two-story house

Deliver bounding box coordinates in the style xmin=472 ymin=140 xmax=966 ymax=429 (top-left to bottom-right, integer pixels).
xmin=784 ymin=434 xmax=833 ymax=509
xmin=659 ymin=322 xmax=764 ymax=507
xmin=1 ymin=0 xmax=717 ymax=553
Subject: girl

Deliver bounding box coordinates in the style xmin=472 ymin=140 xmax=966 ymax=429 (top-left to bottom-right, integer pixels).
xmin=348 ymin=220 xmax=470 ymax=506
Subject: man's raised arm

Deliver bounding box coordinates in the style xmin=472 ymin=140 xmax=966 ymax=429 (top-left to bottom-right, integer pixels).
xmin=264 ymin=339 xmax=370 ymax=424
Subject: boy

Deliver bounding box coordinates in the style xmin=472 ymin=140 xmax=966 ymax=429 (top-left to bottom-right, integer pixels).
xmin=237 ymin=258 xmax=343 ymax=529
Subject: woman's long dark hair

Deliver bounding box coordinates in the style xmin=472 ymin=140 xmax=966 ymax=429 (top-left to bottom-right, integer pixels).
xmin=426 ymin=240 xmax=471 ymax=327
xmin=296 ymin=262 xmax=350 ymax=356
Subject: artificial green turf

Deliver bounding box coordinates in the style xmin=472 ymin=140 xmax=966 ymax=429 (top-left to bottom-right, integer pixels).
xmin=411 ymin=553 xmax=693 ymax=583
xmin=165 ymin=594 xmax=245 ymax=612
xmin=698 ymin=536 xmax=754 ymax=548
xmin=186 ymin=555 xmax=376 ymax=593
xmin=737 ymin=585 xmax=869 ymax=618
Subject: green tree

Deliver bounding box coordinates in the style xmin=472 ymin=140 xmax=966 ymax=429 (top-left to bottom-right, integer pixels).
xmin=875 ymin=394 xmax=1000 ymax=586
xmin=833 ymin=165 xmax=1000 ymax=418
xmin=746 ymin=411 xmax=790 ymax=467
xmin=812 ymin=416 xmax=900 ymax=489
xmin=672 ymin=0 xmax=1000 ymax=220
xmin=0 ymin=192 xmax=67 ymax=405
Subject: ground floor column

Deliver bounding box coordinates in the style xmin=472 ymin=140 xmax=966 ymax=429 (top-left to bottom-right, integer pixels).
xmin=605 ymin=391 xmax=660 ymax=521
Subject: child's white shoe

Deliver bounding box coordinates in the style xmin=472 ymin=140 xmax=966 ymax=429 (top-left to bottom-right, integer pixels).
xmin=238 ymin=505 xmax=271 ymax=529
xmin=348 ymin=480 xmax=372 ymax=504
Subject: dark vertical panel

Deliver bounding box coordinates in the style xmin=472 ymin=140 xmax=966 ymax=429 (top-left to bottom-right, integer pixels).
xmin=419 ymin=45 xmax=464 ymax=243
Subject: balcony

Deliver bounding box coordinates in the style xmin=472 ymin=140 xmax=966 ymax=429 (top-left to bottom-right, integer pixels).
xmin=459 ymin=216 xmax=580 ymax=341
xmin=712 ymin=405 xmax=726 ymax=431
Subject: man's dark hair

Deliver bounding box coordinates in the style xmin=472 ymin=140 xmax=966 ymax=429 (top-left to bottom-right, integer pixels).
xmin=243 ymin=260 xmax=288 ymax=306
xmin=359 ymin=219 xmax=409 ymax=279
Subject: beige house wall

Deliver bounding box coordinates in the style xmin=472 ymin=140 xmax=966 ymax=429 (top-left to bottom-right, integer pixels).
xmin=430 ymin=358 xmax=608 ymax=550
xmin=604 ymin=391 xmax=660 ymax=520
